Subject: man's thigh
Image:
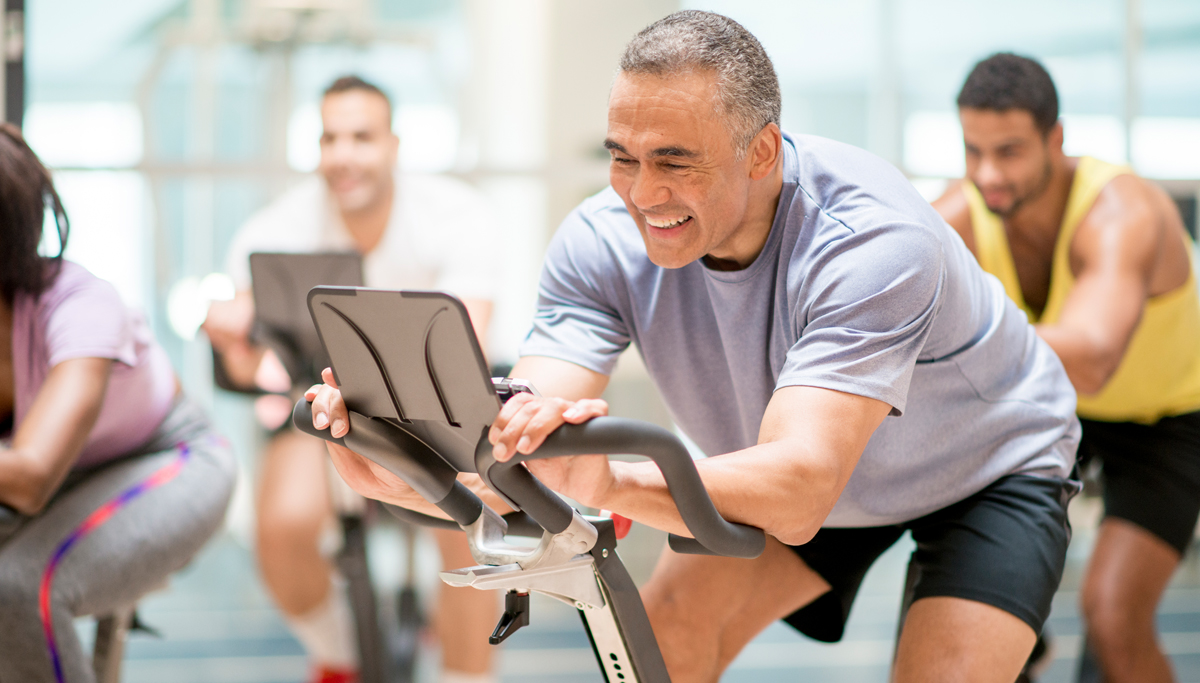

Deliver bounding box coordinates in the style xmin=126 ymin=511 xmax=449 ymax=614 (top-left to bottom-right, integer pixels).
xmin=893 ymin=474 xmax=1073 ymax=680
xmin=256 ymin=428 xmax=334 ymax=527
xmin=1080 ymin=412 xmax=1200 ymax=556
xmin=641 ymin=536 xmax=830 ymax=681
xmin=894 ymin=596 xmax=1035 ymax=683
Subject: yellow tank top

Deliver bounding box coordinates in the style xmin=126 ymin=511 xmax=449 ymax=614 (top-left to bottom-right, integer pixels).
xmin=965 ymin=156 xmax=1200 ymax=423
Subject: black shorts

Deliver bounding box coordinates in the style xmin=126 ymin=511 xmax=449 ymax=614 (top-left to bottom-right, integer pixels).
xmin=784 ymin=474 xmax=1076 ymax=642
xmin=1079 ymin=410 xmax=1200 ymax=556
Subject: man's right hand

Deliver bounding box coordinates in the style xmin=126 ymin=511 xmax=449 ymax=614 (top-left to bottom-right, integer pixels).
xmin=305 ymin=368 xmax=433 ymax=510
xmin=203 ymin=291 xmax=267 ymax=390
xmin=202 ymin=291 xmax=255 ymax=352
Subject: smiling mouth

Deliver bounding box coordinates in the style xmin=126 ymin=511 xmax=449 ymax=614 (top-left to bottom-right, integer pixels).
xmin=644 ymin=215 xmax=692 ymax=230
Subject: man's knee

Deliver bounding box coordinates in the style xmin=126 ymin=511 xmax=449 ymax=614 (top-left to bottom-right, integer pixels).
xmin=643 ymin=578 xmax=689 ymax=632
xmin=1080 ymin=581 xmax=1151 ymax=651
xmin=255 ymin=494 xmax=331 ymax=553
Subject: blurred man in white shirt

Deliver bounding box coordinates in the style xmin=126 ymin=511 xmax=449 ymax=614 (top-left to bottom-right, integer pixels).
xmin=204 ymin=76 xmax=500 ymax=683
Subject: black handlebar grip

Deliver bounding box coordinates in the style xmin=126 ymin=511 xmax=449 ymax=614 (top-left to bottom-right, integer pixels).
xmin=477 ymin=417 xmax=765 ymax=559
xmin=473 ymin=437 xmax=576 ymax=535
xmin=292 ymin=398 xmax=349 ymax=448
xmin=383 ymin=504 xmax=545 ymax=538
xmin=292 ymin=398 xmax=484 ymax=528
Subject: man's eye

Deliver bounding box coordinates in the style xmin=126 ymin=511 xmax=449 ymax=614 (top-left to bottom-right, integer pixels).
xmin=662 ymin=163 xmax=686 ymax=170
xmin=612 ymin=157 xmax=635 ymax=165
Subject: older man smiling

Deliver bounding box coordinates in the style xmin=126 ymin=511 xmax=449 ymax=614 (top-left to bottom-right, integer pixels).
xmin=306 ymin=11 xmax=1082 ymax=682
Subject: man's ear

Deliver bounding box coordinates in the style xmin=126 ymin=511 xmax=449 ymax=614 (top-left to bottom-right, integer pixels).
xmin=1046 ymin=121 xmax=1064 ymax=155
xmin=748 ymin=123 xmax=782 ymax=181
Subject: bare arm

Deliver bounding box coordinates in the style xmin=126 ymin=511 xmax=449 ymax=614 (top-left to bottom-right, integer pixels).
xmin=492 ymin=385 xmax=891 ymax=545
xmin=202 ymin=290 xmax=265 ymax=389
xmin=1035 ymin=178 xmax=1160 ymax=394
xmin=930 ymin=180 xmax=977 ymax=257
xmin=0 ymin=358 xmax=112 ymax=514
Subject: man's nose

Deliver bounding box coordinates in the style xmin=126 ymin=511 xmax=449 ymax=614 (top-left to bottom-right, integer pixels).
xmin=975 ymin=157 xmax=1003 ymax=186
xmin=322 ymin=138 xmax=354 ymax=165
xmin=628 ymin=166 xmax=670 ymax=212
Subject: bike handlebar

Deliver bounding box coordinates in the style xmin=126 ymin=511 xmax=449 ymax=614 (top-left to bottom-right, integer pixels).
xmin=292 ymin=399 xmax=485 ymax=527
xmin=476 ymin=417 xmax=766 ymax=559
xmin=294 ymin=398 xmax=765 ymax=559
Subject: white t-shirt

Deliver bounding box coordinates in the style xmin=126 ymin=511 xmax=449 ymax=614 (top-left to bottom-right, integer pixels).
xmin=225 ymin=172 xmax=500 ymax=300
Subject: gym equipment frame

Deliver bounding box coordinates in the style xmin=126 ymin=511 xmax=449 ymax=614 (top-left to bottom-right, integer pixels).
xmin=294 ymin=287 xmax=766 ymax=683
xmin=236 ymin=253 xmax=420 ymax=683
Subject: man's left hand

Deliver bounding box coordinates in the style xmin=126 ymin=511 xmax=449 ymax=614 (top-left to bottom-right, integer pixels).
xmin=488 ymin=393 xmax=616 ymax=508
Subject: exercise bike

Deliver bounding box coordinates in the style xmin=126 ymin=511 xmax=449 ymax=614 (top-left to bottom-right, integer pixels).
xmin=217 ymin=253 xmax=421 ymax=683
xmin=293 ymin=287 xmax=766 ymax=682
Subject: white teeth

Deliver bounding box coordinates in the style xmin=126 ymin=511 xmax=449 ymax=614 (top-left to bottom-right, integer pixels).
xmin=645 ymin=215 xmax=690 ymax=228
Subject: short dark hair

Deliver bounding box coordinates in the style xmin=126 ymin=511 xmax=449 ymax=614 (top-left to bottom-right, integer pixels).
xmin=957 ymin=53 xmax=1059 ymax=135
xmin=0 ymin=122 xmax=69 ymax=303
xmin=323 ymin=75 xmax=393 ymax=120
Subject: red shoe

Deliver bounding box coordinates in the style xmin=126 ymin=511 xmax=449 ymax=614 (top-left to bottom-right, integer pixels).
xmin=311 ymin=666 xmax=359 ymax=683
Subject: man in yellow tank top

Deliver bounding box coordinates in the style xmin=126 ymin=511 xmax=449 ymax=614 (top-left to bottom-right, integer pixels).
xmin=934 ymin=53 xmax=1200 ymax=683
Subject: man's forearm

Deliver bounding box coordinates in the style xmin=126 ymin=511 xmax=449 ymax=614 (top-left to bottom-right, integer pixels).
xmin=602 ymin=440 xmax=841 ymax=546
xmin=1034 ymin=323 xmax=1121 ymax=395
xmin=381 ymin=472 xmax=515 ymax=521
xmin=215 ymin=343 xmax=266 ymax=389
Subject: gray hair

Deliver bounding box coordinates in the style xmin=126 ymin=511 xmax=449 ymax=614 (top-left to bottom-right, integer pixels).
xmin=619 ymin=10 xmax=781 ymax=157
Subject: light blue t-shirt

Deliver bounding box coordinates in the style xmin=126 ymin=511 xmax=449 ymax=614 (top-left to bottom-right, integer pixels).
xmin=520 ymin=133 xmax=1080 ymax=528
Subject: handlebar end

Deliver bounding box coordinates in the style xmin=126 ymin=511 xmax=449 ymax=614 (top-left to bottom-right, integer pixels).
xmin=292 ymin=398 xmax=347 ymax=448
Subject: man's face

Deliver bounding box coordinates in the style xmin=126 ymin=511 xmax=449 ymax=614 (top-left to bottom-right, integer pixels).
xmin=960 ymin=108 xmax=1061 ymax=217
xmin=606 ymin=71 xmax=757 ymax=269
xmin=318 ymin=90 xmax=399 ymax=214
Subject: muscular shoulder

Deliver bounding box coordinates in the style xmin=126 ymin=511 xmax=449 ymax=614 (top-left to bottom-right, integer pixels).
xmin=930 ymin=180 xmax=975 ymax=255
xmin=1073 ymin=174 xmax=1160 ymax=264
xmin=1074 ymin=172 xmax=1189 ymax=285
xmin=1083 ymin=173 xmax=1160 ymax=234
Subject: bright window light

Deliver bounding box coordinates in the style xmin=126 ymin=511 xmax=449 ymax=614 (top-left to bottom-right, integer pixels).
xmin=287 ymin=102 xmax=461 ymax=174
xmin=909 ymin=178 xmax=950 ymax=202
xmin=903 ymin=111 xmax=964 ymax=178
xmin=396 ymin=104 xmax=460 ymax=173
xmin=51 ymin=171 xmax=148 ymax=309
xmin=24 ymin=102 xmax=142 ymax=169
xmin=287 ymin=102 xmax=322 ymax=173
xmin=1133 ymin=118 xmax=1200 ymax=179
xmin=1061 ymin=114 xmax=1126 ymax=164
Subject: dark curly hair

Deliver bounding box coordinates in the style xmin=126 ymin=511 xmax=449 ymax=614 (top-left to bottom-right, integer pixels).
xmin=957 ymin=53 xmax=1059 ymax=136
xmin=0 ymin=122 xmax=69 ymax=303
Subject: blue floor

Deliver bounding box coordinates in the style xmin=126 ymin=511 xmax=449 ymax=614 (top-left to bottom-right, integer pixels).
xmin=87 ymin=498 xmax=1200 ymax=682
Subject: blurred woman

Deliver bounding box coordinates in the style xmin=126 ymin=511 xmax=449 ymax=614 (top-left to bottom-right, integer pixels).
xmin=0 ymin=122 xmax=236 ymax=682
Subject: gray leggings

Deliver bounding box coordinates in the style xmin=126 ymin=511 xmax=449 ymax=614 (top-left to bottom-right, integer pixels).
xmin=0 ymin=396 xmax=236 ymax=683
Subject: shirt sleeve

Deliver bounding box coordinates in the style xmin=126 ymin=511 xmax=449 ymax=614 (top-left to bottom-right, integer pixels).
xmin=43 ymin=272 xmax=137 ymax=368
xmin=428 ymin=179 xmax=503 ymax=302
xmin=776 ymin=222 xmax=945 ymax=416
xmin=518 ymin=206 xmax=632 ymax=375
